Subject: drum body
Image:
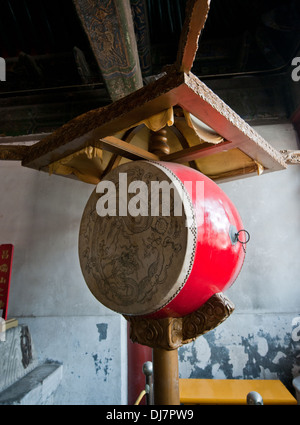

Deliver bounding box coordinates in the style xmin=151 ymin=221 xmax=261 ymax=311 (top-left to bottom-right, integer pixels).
xmin=79 ymin=161 xmax=246 ymax=318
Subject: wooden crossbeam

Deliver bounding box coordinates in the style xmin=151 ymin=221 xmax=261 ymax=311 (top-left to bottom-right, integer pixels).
xmin=96 ymin=136 xmax=159 ymax=161
xmin=161 ymin=140 xmax=232 ymax=163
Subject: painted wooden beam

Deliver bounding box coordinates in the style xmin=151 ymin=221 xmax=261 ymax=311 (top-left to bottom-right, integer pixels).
xmin=0 ymin=145 xmax=29 ymax=161
xmin=73 ymin=0 xmax=143 ymax=101
xmin=161 ymin=140 xmax=232 ymax=163
xmin=280 ymin=150 xmax=300 ymax=164
xmin=130 ymin=0 xmax=152 ymax=77
xmin=96 ymin=136 xmax=159 ymax=161
xmin=175 ymin=0 xmax=211 ymax=73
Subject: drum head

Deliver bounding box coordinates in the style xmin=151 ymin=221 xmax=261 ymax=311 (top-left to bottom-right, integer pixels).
xmin=78 ymin=161 xmax=197 ymax=316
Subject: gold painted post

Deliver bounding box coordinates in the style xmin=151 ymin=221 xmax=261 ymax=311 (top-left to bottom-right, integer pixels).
xmin=153 ymin=348 xmax=180 ymax=405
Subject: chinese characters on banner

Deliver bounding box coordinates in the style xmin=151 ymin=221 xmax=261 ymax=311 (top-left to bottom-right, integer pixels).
xmin=0 ymin=244 xmax=14 ymax=320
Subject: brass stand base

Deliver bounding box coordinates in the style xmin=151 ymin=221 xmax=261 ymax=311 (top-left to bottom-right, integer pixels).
xmin=153 ymin=348 xmax=180 ymax=405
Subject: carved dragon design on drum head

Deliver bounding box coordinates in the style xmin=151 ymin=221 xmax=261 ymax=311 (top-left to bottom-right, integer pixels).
xmin=79 ymin=161 xmax=197 ymax=315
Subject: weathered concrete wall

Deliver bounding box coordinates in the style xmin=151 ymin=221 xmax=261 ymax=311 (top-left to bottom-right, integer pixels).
xmin=179 ymin=313 xmax=300 ymax=394
xmin=178 ymin=123 xmax=300 ymax=396
xmin=20 ymin=316 xmax=127 ymax=404
xmin=0 ymin=325 xmax=38 ymax=392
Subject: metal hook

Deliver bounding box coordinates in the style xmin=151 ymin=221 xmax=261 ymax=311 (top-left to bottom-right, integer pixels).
xmin=236 ymin=229 xmax=250 ymax=253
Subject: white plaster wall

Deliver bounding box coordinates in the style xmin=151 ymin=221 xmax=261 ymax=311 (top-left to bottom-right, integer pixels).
xmin=0 ymin=162 xmax=107 ymax=317
xmin=0 ymin=162 xmax=128 ymax=404
xmin=20 ymin=315 xmax=127 ymax=405
xmin=223 ymin=123 xmax=300 ymax=315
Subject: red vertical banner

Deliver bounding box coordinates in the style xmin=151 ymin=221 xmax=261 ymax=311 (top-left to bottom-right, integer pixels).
xmin=0 ymin=244 xmax=14 ymax=320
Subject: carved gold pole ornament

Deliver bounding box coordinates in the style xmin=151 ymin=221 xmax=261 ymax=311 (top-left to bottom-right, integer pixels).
xmin=125 ymin=292 xmax=235 ymax=350
xmin=280 ymin=150 xmax=300 ymax=165
xmin=149 ymin=127 xmax=170 ymax=156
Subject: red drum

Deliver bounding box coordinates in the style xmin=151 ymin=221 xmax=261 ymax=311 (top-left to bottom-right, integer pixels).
xmin=79 ymin=161 xmax=247 ymax=318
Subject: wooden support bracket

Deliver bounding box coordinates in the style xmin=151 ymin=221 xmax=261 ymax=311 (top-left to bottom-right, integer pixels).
xmin=125 ymin=292 xmax=235 ymax=351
